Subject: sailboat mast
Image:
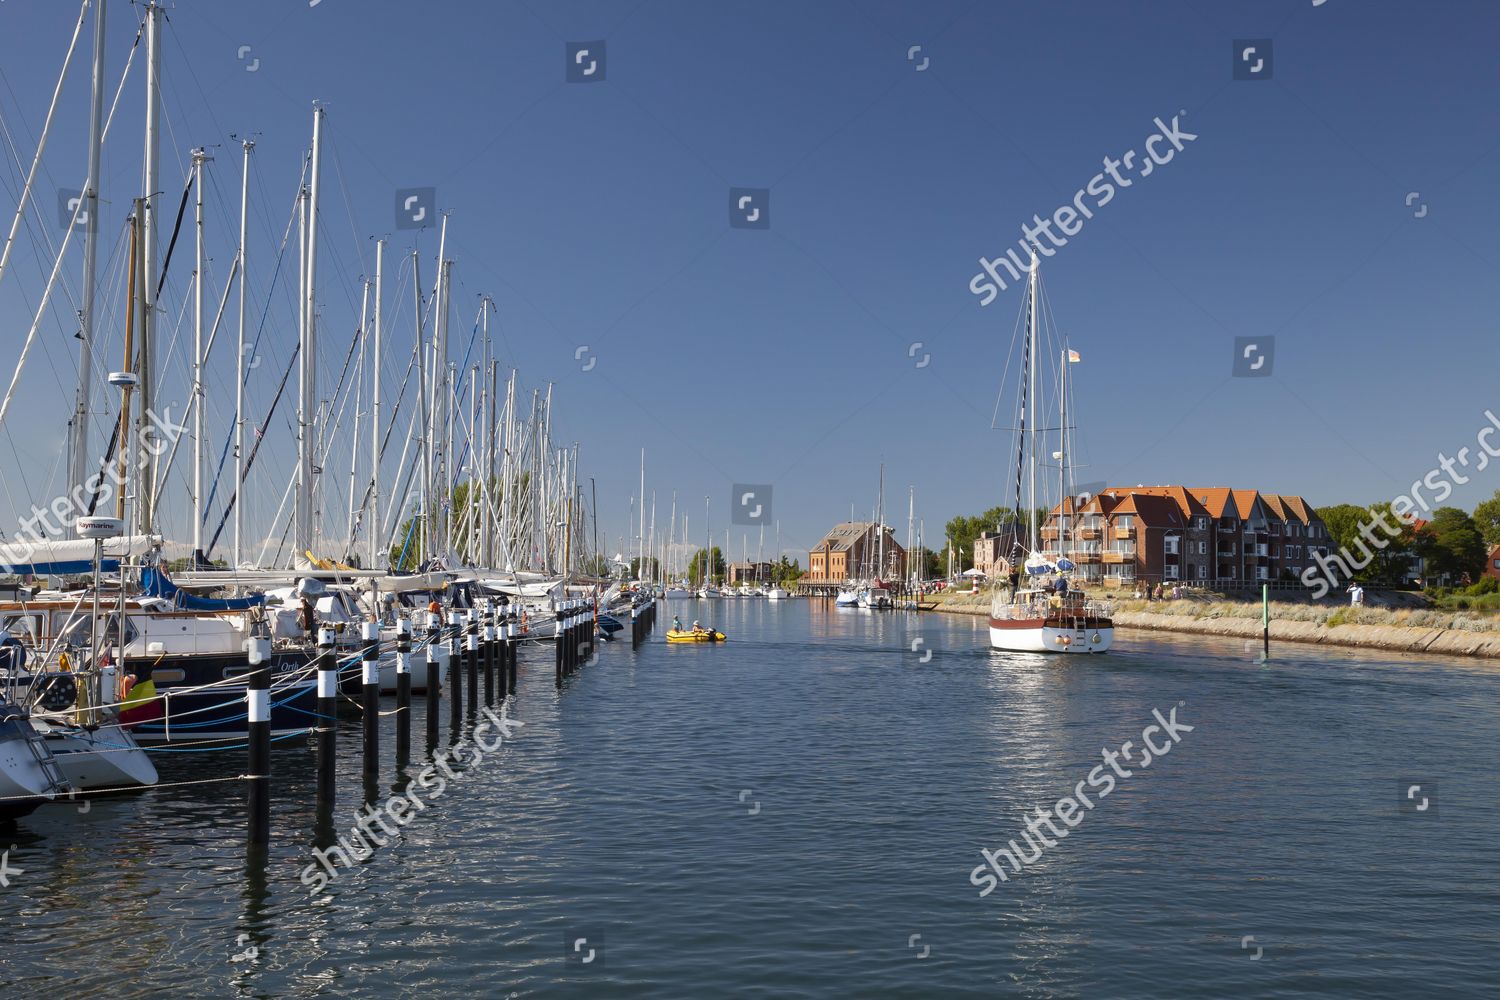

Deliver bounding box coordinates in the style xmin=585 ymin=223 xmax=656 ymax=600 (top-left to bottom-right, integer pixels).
xmin=232 ymin=137 xmax=253 ymax=568
xmin=1059 ymin=346 xmax=1068 ymax=561
xmin=1026 ymin=248 xmax=1039 ymax=554
xmin=138 ymin=0 xmax=163 ymax=532
xmin=191 ymin=147 xmax=210 ymax=561
xmin=69 ymin=0 xmax=107 ymax=524
xmin=370 ymin=238 xmax=384 ymax=570
xmin=295 ymin=104 xmax=324 ymax=566
xmin=413 ymin=250 xmax=429 ymax=565
xmin=116 ymin=201 xmax=141 ymax=520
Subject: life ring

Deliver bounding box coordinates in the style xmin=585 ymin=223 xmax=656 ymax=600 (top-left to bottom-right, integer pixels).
xmin=37 ymin=672 xmax=78 ymax=712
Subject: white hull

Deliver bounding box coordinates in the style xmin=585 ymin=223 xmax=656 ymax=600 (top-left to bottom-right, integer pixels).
xmin=38 ymin=722 xmax=158 ymax=791
xmin=0 ymin=716 xmax=58 ymax=813
xmin=988 ymin=623 xmax=1114 ymax=653
xmin=766 ymin=588 xmax=789 ymax=601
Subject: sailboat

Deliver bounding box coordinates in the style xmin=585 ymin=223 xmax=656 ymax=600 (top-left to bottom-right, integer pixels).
xmin=987 ymin=251 xmax=1114 ymax=654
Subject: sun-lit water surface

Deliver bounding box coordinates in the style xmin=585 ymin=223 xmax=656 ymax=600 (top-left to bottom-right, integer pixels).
xmin=2 ymin=599 xmax=1497 ymax=998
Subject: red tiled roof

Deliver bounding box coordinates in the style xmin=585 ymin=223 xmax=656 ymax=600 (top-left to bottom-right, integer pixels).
xmin=1109 ymin=493 xmax=1184 ymax=527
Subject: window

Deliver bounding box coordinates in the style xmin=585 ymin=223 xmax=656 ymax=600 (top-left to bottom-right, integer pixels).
xmin=1197 ymin=541 xmax=1207 ymax=555
xmin=1197 ymin=564 xmax=1208 ymax=579
xmin=1164 ymin=564 xmax=1180 ymax=579
xmin=1196 ymin=517 xmax=1208 ymax=530
xmin=1165 ymin=537 xmax=1180 ymax=555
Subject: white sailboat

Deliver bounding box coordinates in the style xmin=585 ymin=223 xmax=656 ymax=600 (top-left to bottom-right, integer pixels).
xmin=987 ymin=251 xmax=1114 ymax=654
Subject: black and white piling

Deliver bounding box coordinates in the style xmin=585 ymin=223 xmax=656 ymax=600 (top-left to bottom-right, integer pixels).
xmin=425 ymin=611 xmax=443 ymax=746
xmin=395 ymin=616 xmax=412 ymax=762
xmin=502 ymin=604 xmax=517 ymax=696
xmin=449 ymin=609 xmax=465 ymax=725
xmin=465 ymin=607 xmax=480 ymax=712
xmin=361 ymin=619 xmax=380 ymax=780
xmin=482 ymin=601 xmax=496 ymax=704
xmin=246 ymin=632 xmax=272 ymax=845
xmin=316 ymin=626 xmax=338 ymax=814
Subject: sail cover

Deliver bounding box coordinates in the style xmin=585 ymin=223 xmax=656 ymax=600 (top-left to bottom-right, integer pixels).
xmin=140 ymin=566 xmax=265 ymax=611
xmin=0 ymin=534 xmax=185 ymax=575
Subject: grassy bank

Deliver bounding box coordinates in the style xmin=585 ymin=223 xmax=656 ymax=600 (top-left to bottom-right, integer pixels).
xmin=923 ymin=585 xmax=1500 ymax=659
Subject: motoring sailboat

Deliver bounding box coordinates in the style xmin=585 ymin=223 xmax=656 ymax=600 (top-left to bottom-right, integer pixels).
xmin=987 ymin=251 xmax=1113 ymax=654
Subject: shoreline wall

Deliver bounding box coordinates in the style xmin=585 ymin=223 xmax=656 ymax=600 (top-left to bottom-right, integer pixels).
xmin=927 ymin=598 xmax=1500 ymax=660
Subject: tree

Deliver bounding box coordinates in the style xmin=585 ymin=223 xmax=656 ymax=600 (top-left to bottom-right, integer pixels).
xmin=629 ymin=556 xmax=660 ymax=580
xmin=1416 ymin=507 xmax=1487 ymax=583
xmin=771 ymin=555 xmax=802 ymax=585
xmin=1313 ymin=502 xmax=1417 ymax=583
xmin=943 ymin=506 xmax=1037 ymax=571
xmin=687 ymin=547 xmax=725 ymax=585
xmin=1473 ymin=490 xmax=1500 ymax=547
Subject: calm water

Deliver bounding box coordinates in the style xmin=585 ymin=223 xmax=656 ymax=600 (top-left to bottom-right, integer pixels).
xmin=3 ymin=600 xmax=1497 ymax=997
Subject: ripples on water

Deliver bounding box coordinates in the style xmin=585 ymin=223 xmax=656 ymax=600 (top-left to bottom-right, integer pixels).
xmin=3 ymin=601 xmax=1497 ymax=997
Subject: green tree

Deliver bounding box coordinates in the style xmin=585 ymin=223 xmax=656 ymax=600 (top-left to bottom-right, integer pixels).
xmin=770 ymin=555 xmax=803 ymax=585
xmin=1472 ymin=490 xmax=1500 ymax=546
xmin=1416 ymin=507 xmax=1487 ymax=583
xmin=943 ymin=507 xmax=1036 ymax=571
xmin=629 ymin=556 xmax=660 ymax=579
xmin=1315 ymin=502 xmax=1417 ymax=583
xmin=687 ymin=547 xmax=725 ymax=585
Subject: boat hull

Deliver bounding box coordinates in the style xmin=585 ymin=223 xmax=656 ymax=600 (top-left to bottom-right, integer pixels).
xmin=38 ymin=722 xmax=158 ymax=792
xmin=665 ymin=630 xmax=726 ymax=643
xmin=118 ymin=651 xmax=320 ymax=745
xmin=988 ymin=617 xmax=1114 ymax=653
xmin=0 ymin=713 xmax=57 ymax=819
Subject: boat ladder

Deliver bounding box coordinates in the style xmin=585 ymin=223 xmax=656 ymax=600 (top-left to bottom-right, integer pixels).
xmin=23 ymin=726 xmax=73 ymax=795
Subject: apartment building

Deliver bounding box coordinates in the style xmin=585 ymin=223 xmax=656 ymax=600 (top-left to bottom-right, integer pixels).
xmin=1041 ymin=485 xmax=1331 ymax=589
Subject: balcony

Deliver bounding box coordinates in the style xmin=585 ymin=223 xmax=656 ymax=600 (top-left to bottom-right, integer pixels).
xmin=1217 ymin=547 xmax=1236 ymax=558
xmin=1079 ymin=526 xmax=1103 ymax=539
xmin=1113 ymin=526 xmax=1135 ymax=540
xmin=1068 ymin=549 xmax=1102 ymax=563
xmin=1102 ymin=550 xmax=1134 ymax=564
xmin=1218 ymin=524 xmax=1238 ymax=534
xmin=1041 ymin=525 xmax=1060 ymax=539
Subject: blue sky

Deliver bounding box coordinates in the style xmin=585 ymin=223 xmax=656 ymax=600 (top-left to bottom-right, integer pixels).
xmin=0 ymin=0 xmax=1496 ymax=566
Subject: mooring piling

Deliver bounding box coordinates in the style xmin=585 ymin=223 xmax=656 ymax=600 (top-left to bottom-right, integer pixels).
xmin=315 ymin=625 xmax=337 ymax=814
xmin=361 ymin=619 xmax=380 ymax=780
xmin=465 ymin=606 xmax=480 ymax=713
xmin=503 ymin=604 xmax=517 ymax=696
xmin=426 ymin=611 xmax=444 ymax=747
xmin=246 ymin=632 xmax=272 ymax=845
xmin=482 ymin=601 xmax=496 ymax=704
xmin=449 ymin=609 xmax=465 ymax=726
xmin=395 ymin=616 xmax=412 ymax=762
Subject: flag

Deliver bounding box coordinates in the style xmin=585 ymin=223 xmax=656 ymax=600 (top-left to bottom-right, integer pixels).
xmin=1067 ymin=349 xmax=1081 ymax=363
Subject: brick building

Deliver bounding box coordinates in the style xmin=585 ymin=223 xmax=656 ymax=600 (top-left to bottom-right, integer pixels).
xmin=808 ymin=522 xmax=906 ymax=582
xmin=1039 ymin=486 xmax=1331 ymax=589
